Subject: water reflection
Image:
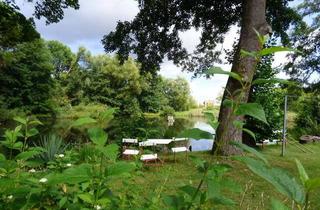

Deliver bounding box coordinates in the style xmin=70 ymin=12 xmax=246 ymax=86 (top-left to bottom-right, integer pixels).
xmin=189 ymin=118 xmax=214 ymax=151
xmin=108 ymin=116 xmax=214 ymax=151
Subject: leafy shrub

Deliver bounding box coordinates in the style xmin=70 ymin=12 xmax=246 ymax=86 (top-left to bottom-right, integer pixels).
xmin=160 ymin=106 xmax=175 ymax=117
xmin=36 ymin=134 xmax=68 ymax=163
xmin=293 ymin=93 xmax=320 ymax=137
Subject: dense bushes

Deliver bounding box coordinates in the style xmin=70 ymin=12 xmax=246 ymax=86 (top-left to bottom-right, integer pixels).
xmin=0 ymin=39 xmax=54 ymax=114
xmin=293 ymin=93 xmax=320 ymax=137
xmin=0 ymin=39 xmax=197 ymax=121
xmin=244 ymin=56 xmax=284 ymax=142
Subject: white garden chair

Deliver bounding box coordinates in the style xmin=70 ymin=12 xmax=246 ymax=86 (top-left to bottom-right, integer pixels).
xmin=138 ymin=141 xmax=163 ymax=165
xmin=171 ymin=137 xmax=189 ymax=162
xmin=122 ymin=138 xmax=139 ymax=159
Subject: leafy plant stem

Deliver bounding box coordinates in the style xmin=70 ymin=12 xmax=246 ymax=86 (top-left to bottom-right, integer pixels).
xmin=304 ymin=192 xmax=309 ymax=210
xmin=23 ymin=123 xmax=28 ymax=152
xmin=186 ymin=168 xmax=208 ymax=210
xmin=9 ymin=147 xmax=13 ymax=160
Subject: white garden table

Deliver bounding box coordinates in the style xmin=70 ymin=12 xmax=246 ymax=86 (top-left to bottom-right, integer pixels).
xmin=146 ymin=139 xmax=173 ymax=145
xmin=139 ymin=139 xmax=173 ymax=163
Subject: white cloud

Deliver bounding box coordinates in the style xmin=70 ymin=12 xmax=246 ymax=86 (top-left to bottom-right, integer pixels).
xmin=18 ymin=0 xmax=139 ymax=53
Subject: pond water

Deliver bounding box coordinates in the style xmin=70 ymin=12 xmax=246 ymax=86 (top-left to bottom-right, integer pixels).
xmin=1 ymin=116 xmax=214 ymax=151
xmin=190 ymin=120 xmax=215 ymax=151
xmin=107 ymin=116 xmax=215 ymax=152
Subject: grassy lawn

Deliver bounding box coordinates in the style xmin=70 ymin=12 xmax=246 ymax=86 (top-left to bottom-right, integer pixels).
xmin=112 ymin=143 xmax=320 ymax=209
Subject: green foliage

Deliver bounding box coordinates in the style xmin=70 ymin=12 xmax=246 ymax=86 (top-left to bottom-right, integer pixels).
xmin=1 ymin=125 xmax=23 ymax=158
xmin=236 ymin=156 xmax=305 ymax=205
xmin=5 ymin=0 xmax=80 ymax=25
xmin=293 ymin=93 xmax=320 ymax=137
xmin=88 ymin=127 xmax=108 ymax=147
xmin=234 ymin=142 xmax=320 ymax=209
xmin=0 ymin=39 xmax=54 ymax=114
xmin=46 ymin=40 xmax=75 ymax=77
xmin=285 ymin=0 xmax=320 ymax=83
xmin=164 ymin=160 xmax=240 ymax=209
xmin=205 ymin=66 xmax=242 ymax=82
xmin=270 ymin=198 xmax=290 ymax=210
xmin=231 ymin=141 xmax=268 ymax=164
xmin=160 ymin=106 xmax=175 ymax=117
xmin=14 ymin=116 xmax=42 ymax=152
xmin=0 ymin=113 xmax=141 ymax=209
xmin=139 ymin=74 xmax=169 ymax=113
xmin=242 ymin=41 xmax=287 ymax=143
xmin=36 ymin=134 xmax=68 ymax=163
xmin=235 ymin=103 xmax=268 ymax=124
xmin=178 ymin=128 xmax=213 ymax=140
xmin=0 ymin=2 xmax=40 ymax=49
xmin=141 ymin=75 xmax=196 ymax=113
xmin=71 ymin=117 xmax=97 ymax=128
xmin=163 ymin=77 xmax=195 ymax=112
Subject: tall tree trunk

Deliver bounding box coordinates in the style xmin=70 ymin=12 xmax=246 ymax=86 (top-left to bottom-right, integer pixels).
xmin=212 ymin=0 xmax=271 ymax=155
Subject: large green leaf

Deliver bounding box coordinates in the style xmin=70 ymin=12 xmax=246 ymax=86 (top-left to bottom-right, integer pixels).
xmin=100 ymin=144 xmax=119 ymax=161
xmin=78 ymin=193 xmax=94 ymax=204
xmin=189 ymin=155 xmax=208 ymax=172
xmin=240 ymin=49 xmax=258 ymax=58
xmin=47 ymin=164 xmax=91 ymax=185
xmin=0 ymin=154 xmax=5 ymax=161
xmin=163 ymin=195 xmax=185 ymax=210
xmin=253 ymin=28 xmax=269 ymax=46
xmin=179 ymin=185 xmax=198 ymax=198
xmin=178 ymin=128 xmax=213 ymax=140
xmin=205 ymin=66 xmax=242 ymax=82
xmin=12 ymin=142 xmax=23 ymax=150
xmin=88 ymin=127 xmax=108 ymax=146
xmin=235 ymin=103 xmax=268 ymax=124
xmin=106 ymin=161 xmax=136 ymax=177
xmin=270 ymin=198 xmax=290 ymax=210
xmin=15 ymin=149 xmax=44 ymax=161
xmin=26 ymin=128 xmax=39 ymax=138
xmin=259 ymin=46 xmax=296 ymax=56
xmin=295 ymin=159 xmax=309 ymax=184
xmin=305 ymin=178 xmax=320 ymax=192
xmin=231 ymin=142 xmax=268 ymax=164
xmin=242 ymin=128 xmax=256 ymax=141
xmin=236 ymin=157 xmax=305 ymax=204
xmin=29 ymin=119 xmax=43 ymax=126
xmin=13 ymin=116 xmax=27 ymax=125
xmin=71 ymin=117 xmax=97 ymax=127
xmin=100 ymin=108 xmax=116 ymax=122
xmin=207 ymin=178 xmax=235 ymax=206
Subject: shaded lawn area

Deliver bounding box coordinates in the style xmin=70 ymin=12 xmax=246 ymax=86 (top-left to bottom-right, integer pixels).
xmin=112 ymin=143 xmax=320 ymax=209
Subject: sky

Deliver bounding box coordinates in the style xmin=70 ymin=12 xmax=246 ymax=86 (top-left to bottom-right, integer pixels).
xmin=18 ymin=0 xmax=290 ymax=104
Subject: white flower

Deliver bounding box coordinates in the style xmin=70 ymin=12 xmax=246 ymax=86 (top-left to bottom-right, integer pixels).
xmin=7 ymin=195 xmax=13 ymax=200
xmin=94 ymin=205 xmax=102 ymax=210
xmin=66 ymin=163 xmax=72 ymax=167
xmin=58 ymin=154 xmax=65 ymax=158
xmin=39 ymin=178 xmax=48 ymax=183
xmin=28 ymin=169 xmax=36 ymax=173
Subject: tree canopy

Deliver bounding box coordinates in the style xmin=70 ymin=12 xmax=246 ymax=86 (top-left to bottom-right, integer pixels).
xmin=285 ymin=0 xmax=320 ymax=83
xmin=0 ymin=2 xmax=39 ymax=49
xmin=5 ymin=0 xmax=80 ymax=24
xmin=0 ymin=39 xmax=54 ymax=113
xmin=102 ymin=0 xmax=300 ymax=75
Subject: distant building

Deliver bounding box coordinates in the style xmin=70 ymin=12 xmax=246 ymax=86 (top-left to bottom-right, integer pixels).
xmin=203 ymin=100 xmax=215 ymax=107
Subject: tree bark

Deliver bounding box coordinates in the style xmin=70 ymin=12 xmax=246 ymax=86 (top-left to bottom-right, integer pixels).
xmin=212 ymin=0 xmax=270 ymax=155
